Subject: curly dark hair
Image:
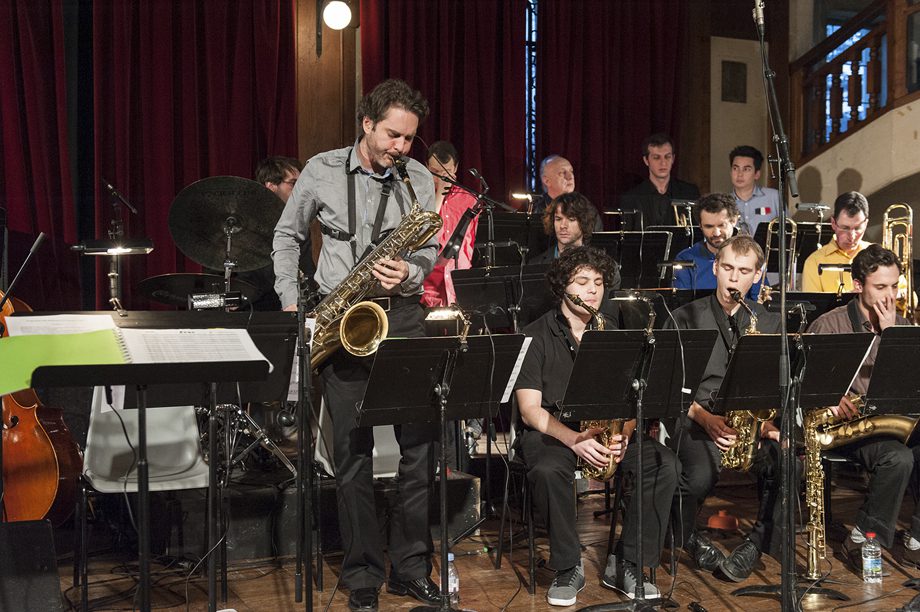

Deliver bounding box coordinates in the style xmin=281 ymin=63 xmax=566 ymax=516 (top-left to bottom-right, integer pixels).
xmin=547 ymin=246 xmax=616 ymax=303
xmin=355 ymin=79 xmax=429 ymax=128
xmin=255 ymin=156 xmax=302 ymax=185
xmin=542 ymin=192 xmax=598 ymax=243
xmin=852 ymin=243 xmax=902 ymax=283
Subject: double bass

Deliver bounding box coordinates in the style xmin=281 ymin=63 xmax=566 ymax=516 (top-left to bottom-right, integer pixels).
xmin=1 ymin=290 xmax=83 ymax=525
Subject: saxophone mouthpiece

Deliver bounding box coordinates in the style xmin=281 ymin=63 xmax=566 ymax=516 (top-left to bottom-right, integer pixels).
xmin=729 ymin=289 xmax=743 ymax=303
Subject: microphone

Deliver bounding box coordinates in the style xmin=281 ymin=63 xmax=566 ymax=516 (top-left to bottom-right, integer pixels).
xmin=101 ymin=177 xmax=138 ymax=214
xmin=797 ymin=202 xmax=830 ymax=213
xmin=439 ymin=207 xmax=477 ymax=262
xmin=469 ymin=168 xmax=489 ymax=194
xmin=753 ymin=0 xmax=765 ymax=34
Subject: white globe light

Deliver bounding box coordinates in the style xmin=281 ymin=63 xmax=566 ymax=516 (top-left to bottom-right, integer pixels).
xmin=323 ymin=1 xmax=352 ymax=30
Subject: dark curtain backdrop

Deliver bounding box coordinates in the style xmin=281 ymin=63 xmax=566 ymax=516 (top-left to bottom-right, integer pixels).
xmin=0 ymin=0 xmax=79 ymax=309
xmin=361 ymin=0 xmax=528 ymax=201
xmin=91 ymin=1 xmax=298 ymax=308
xmin=537 ymin=0 xmax=688 ymax=213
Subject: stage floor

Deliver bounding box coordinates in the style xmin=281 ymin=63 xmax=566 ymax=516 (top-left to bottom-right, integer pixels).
xmin=59 ymin=474 xmax=920 ymax=611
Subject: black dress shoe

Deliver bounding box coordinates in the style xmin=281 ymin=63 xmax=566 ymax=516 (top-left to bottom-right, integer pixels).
xmin=348 ymin=586 xmax=379 ymax=611
xmin=685 ymin=531 xmax=726 ymax=572
xmin=386 ymin=576 xmax=441 ymax=604
xmin=720 ymin=539 xmax=761 ymax=582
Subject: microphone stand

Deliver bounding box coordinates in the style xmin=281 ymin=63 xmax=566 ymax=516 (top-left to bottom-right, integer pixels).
xmin=101 ymin=178 xmax=138 ymax=314
xmin=293 ymin=281 xmax=315 ymax=611
xmin=730 ymin=4 xmax=799 ymax=610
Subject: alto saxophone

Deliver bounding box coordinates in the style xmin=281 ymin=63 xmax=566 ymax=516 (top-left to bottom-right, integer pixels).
xmin=567 ymin=293 xmax=624 ymax=481
xmin=720 ymin=290 xmax=777 ymax=472
xmin=309 ymin=157 xmax=443 ymax=368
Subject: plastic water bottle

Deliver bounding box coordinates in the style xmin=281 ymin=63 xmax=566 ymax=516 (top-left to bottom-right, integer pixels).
xmin=862 ymin=531 xmax=883 ymax=583
xmin=447 ymin=552 xmax=460 ymax=605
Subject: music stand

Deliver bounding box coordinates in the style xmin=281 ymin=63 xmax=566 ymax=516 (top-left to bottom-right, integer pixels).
xmin=591 ymin=232 xmax=673 ymax=289
xmin=647 ymin=225 xmax=703 ymax=259
xmin=472 ymin=211 xmax=545 ymax=266
xmin=357 ymin=334 xmax=525 ymax=612
xmin=30 ymin=357 xmax=268 ymax=612
xmin=764 ymin=292 xmax=857 ymax=331
xmin=451 ymin=264 xmax=551 ymax=331
xmin=557 ymin=328 xmax=717 ymax=611
xmin=730 ymin=332 xmax=875 ymax=603
xmin=865 ymin=326 xmax=920 ymax=412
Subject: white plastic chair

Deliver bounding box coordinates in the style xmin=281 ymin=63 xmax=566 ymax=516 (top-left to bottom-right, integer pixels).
xmin=313 ymin=397 xmax=401 ymax=478
xmin=74 ymin=387 xmax=209 ymax=610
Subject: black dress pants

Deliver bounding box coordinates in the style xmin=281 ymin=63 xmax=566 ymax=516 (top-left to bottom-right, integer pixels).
xmin=519 ymin=427 xmax=679 ymax=570
xmin=320 ymin=303 xmax=437 ymax=590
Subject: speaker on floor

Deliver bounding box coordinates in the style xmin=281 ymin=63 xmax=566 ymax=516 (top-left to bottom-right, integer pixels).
xmin=0 ymin=519 xmax=64 ymax=612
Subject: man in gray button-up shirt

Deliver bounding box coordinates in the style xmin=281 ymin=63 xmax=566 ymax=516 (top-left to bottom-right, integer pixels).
xmin=272 ymin=79 xmax=441 ymax=610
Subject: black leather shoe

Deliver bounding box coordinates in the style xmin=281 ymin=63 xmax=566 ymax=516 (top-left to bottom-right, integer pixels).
xmin=685 ymin=531 xmax=726 ymax=572
xmin=347 ymin=587 xmax=379 ymax=611
xmin=720 ymin=539 xmax=761 ymax=582
xmin=386 ymin=576 xmax=441 ymax=604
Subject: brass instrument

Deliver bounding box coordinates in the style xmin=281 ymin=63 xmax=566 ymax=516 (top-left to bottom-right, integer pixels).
xmin=757 ymin=217 xmax=797 ymax=303
xmin=672 ymin=199 xmax=695 ymax=227
xmin=567 ymin=293 xmax=624 ymax=481
xmin=882 ymin=203 xmax=914 ymax=319
xmin=309 ymin=158 xmax=443 ymax=368
xmin=803 ymin=395 xmax=918 ymax=578
xmin=721 ymin=290 xmax=777 ymax=472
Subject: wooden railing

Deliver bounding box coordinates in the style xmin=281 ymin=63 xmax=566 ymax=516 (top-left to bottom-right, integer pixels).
xmin=790 ymin=0 xmax=920 ymax=163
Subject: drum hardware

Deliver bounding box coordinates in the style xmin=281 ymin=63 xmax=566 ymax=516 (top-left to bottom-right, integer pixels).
xmin=137 ymin=273 xmax=259 ymax=308
xmin=197 ymin=403 xmax=296 ymax=483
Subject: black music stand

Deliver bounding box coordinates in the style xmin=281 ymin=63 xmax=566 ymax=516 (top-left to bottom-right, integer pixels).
xmin=31 ymin=357 xmax=268 ymax=612
xmin=865 ymin=326 xmax=920 ymax=411
xmin=647 ymin=225 xmax=703 ymax=258
xmin=451 ymin=264 xmax=551 ymax=331
xmin=764 ymin=292 xmax=857 ymax=331
xmin=357 ymin=334 xmax=525 ymax=612
xmin=557 ymin=328 xmax=717 ymax=611
xmin=719 ymin=333 xmax=875 ymax=603
xmin=472 ymin=211 xmax=545 ymax=266
xmin=590 ymin=231 xmax=673 ymax=289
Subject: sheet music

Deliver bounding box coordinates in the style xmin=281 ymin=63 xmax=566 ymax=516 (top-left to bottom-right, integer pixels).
xmin=119 ymin=328 xmax=273 ymax=372
xmin=500 ymin=336 xmax=532 ymax=403
xmin=5 ymin=314 xmax=116 ymax=336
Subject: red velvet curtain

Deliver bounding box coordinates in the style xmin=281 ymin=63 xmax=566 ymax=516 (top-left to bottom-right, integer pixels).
xmin=0 ymin=0 xmax=79 ymax=309
xmin=91 ymin=1 xmax=298 ymax=308
xmin=361 ymin=0 xmax=528 ymax=201
xmin=537 ymin=0 xmax=687 ymax=212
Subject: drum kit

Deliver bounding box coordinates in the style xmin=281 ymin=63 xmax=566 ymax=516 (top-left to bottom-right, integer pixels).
xmin=77 ymin=175 xmax=298 ymax=477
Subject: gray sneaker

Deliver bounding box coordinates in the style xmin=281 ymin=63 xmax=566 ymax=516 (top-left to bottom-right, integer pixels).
xmin=601 ymin=553 xmax=660 ymax=599
xmin=547 ymin=560 xmax=585 ymax=606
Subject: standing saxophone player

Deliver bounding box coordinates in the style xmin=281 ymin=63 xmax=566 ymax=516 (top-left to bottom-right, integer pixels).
xmin=664 ymin=235 xmax=788 ymax=582
xmin=272 ymin=79 xmax=439 ymax=611
xmin=514 ymin=246 xmax=679 ymax=606
xmin=807 ymin=244 xmax=917 ymax=568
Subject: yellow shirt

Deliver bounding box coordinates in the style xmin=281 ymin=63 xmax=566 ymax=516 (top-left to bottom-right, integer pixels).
xmin=801 ymin=239 xmax=871 ymax=293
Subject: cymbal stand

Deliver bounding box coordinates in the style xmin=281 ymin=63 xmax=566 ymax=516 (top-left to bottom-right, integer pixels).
xmin=222 ymin=217 xmax=241 ymax=293
xmin=105 ymin=188 xmax=137 ymax=314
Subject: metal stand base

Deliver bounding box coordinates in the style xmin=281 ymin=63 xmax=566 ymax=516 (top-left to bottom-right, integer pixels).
xmin=579 ymin=595 xmax=679 ymax=611
xmin=732 ymin=580 xmax=849 ymax=602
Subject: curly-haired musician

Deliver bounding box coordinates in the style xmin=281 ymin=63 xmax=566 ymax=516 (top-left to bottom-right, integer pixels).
xmin=514 ymin=246 xmax=679 ymax=606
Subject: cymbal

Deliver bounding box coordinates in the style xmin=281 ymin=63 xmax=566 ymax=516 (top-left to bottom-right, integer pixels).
xmin=137 ymin=273 xmax=259 ymax=307
xmin=168 ymin=176 xmax=284 ymax=272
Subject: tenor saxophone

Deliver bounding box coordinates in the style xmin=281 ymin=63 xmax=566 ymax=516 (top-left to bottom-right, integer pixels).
xmin=720 ymin=290 xmax=777 ymax=472
xmin=567 ymin=293 xmax=624 ymax=481
xmin=309 ymin=157 xmax=443 ymax=368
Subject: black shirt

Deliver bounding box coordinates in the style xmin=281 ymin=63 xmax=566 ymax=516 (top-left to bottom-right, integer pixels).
xmin=620 ymin=177 xmax=701 ymax=230
xmin=515 ymin=307 xmax=617 ymax=418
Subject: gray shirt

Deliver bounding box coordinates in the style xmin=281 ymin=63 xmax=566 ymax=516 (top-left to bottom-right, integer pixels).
xmin=272 ymin=142 xmax=437 ymax=308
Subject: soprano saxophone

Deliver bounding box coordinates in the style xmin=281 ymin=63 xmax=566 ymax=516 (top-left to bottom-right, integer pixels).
xmin=720 ymin=290 xmax=777 ymax=472
xmin=309 ymin=157 xmax=443 ymax=368
xmin=567 ymin=293 xmax=624 ymax=481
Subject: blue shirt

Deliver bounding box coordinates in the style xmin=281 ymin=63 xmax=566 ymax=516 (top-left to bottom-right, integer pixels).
xmin=733 ymin=185 xmax=780 ymax=236
xmin=672 ymin=240 xmax=763 ymax=299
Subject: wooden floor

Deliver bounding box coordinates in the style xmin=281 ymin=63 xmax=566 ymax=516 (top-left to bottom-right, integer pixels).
xmin=59 ymin=477 xmax=920 ymax=611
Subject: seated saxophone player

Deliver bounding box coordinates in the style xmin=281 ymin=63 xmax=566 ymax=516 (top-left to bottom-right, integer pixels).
xmin=807 ymin=244 xmax=916 ymax=568
xmin=513 ymin=246 xmax=679 ymax=606
xmin=665 ymin=235 xmax=788 ymax=582
xmin=272 ymin=79 xmax=441 ymax=612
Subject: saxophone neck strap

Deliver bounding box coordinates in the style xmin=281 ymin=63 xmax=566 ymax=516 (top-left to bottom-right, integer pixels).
xmin=345 ymin=147 xmax=393 ymax=264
